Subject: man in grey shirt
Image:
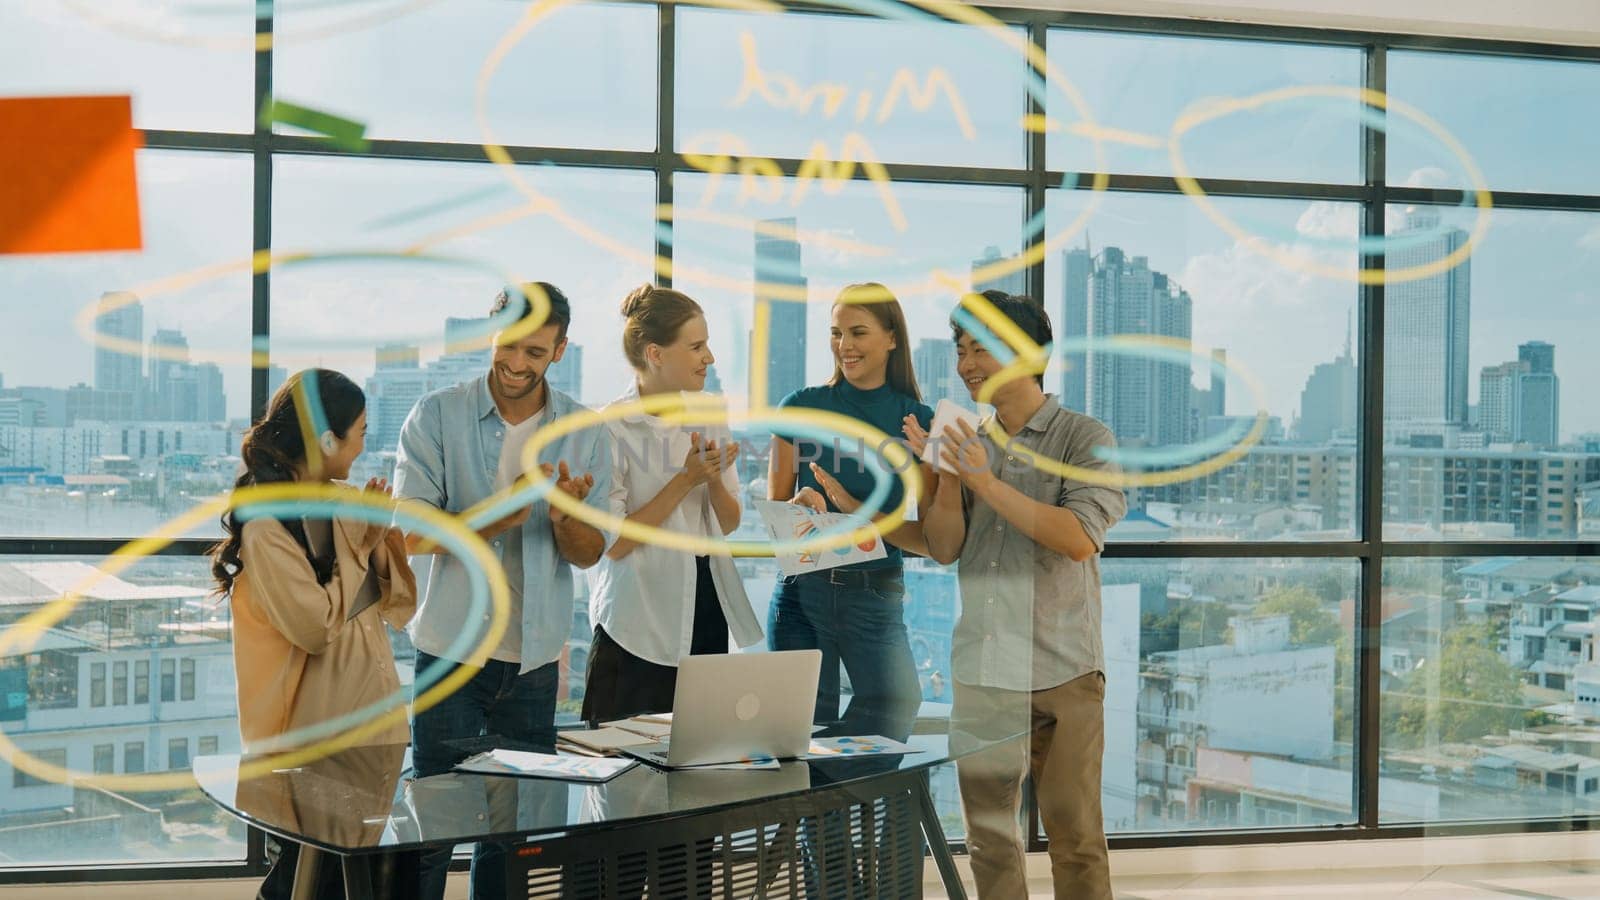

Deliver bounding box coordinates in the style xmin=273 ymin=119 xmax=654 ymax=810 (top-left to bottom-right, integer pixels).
xmin=921 ymin=291 xmax=1127 ymax=900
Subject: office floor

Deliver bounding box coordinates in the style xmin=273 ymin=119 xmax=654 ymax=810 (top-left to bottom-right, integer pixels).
xmin=5 ymin=861 xmax=1600 ymax=897
xmin=938 ymin=862 xmax=1600 ymax=899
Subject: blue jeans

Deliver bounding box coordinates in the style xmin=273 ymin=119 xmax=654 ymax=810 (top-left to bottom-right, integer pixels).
xmin=767 ymin=568 xmax=920 ymax=741
xmin=410 ymin=650 xmax=558 ymax=900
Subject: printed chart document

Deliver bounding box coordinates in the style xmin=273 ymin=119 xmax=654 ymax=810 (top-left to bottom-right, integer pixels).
xmin=802 ymin=736 xmax=922 ymax=760
xmin=755 ymin=500 xmax=887 ymax=577
xmin=921 ymin=399 xmax=985 ymax=474
xmin=455 ymin=749 xmax=636 ymax=783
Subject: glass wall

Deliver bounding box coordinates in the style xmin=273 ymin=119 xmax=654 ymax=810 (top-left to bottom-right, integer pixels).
xmin=0 ymin=555 xmax=246 ymax=864
xmin=0 ymin=0 xmax=1597 ymax=880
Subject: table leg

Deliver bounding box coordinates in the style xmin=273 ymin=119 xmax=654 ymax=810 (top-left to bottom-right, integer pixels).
xmin=288 ymin=844 xmax=323 ymax=900
xmin=916 ymin=771 xmax=968 ymax=900
xmin=342 ymin=853 xmax=376 ymax=900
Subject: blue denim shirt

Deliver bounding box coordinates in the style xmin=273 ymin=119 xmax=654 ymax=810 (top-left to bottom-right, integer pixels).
xmin=394 ymin=375 xmax=612 ymax=674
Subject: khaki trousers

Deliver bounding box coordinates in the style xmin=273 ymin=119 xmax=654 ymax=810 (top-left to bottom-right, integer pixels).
xmin=954 ymin=672 xmax=1111 ymax=900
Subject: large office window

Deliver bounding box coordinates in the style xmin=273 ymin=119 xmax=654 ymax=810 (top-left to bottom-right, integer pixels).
xmin=0 ymin=151 xmax=252 ymax=541
xmin=1379 ymin=206 xmax=1600 ymax=541
xmin=677 ymin=7 xmax=1027 ymax=168
xmin=1108 ymin=558 xmax=1357 ymax=831
xmin=0 ymin=4 xmax=253 ymax=132
xmin=0 ymin=0 xmax=1597 ymax=883
xmin=1386 ymin=52 xmax=1600 ymax=195
xmin=274 ymin=0 xmax=657 ymax=150
xmin=1379 ymin=557 xmax=1600 ymax=823
xmin=1046 ymin=30 xmax=1363 ymax=185
xmin=1045 ymin=190 xmax=1361 ymax=541
xmin=0 ymin=556 xmax=244 ymax=866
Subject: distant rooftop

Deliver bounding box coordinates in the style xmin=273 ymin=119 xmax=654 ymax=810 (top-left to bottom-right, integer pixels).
xmin=0 ymin=561 xmax=208 ymax=607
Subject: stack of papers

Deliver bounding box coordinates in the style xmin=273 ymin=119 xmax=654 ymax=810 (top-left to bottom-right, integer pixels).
xmin=803 ymin=736 xmax=921 ymax=759
xmin=601 ymin=718 xmax=673 ymax=740
xmin=557 ymin=727 xmax=660 ymax=757
xmin=456 ymin=749 xmax=636 ymax=783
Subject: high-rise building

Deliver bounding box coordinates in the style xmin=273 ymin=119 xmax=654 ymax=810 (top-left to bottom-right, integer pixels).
xmin=376 ymin=343 xmax=420 ymax=370
xmin=548 ymin=342 xmax=583 ymax=402
xmin=1517 ymin=341 xmax=1559 ymax=447
xmin=364 ymin=353 xmax=484 ymax=453
xmin=1086 ymin=247 xmax=1193 ymax=448
xmin=1519 ymin=341 xmax=1555 ymax=375
xmin=754 ymin=218 xmax=808 ymax=409
xmin=148 ymin=329 xmax=193 ymax=421
xmin=193 ymin=363 xmax=227 ymax=424
xmin=1384 ymin=208 xmax=1471 ymax=435
xmin=912 ymin=338 xmax=972 ymax=412
xmin=267 ymin=364 xmax=289 ymax=401
xmin=1192 ymin=348 xmax=1229 ymax=433
xmin=1479 ymin=343 xmax=1561 ymax=448
xmin=1479 ymin=360 xmax=1524 ymax=443
xmin=970 ymin=245 xmax=1027 ymax=297
xmin=1298 ymin=349 xmax=1357 ymax=443
xmin=93 ymin=292 xmax=143 ymax=396
xmin=1151 ymin=272 xmax=1193 ymax=448
xmin=444 ymin=316 xmax=493 ymax=365
xmin=365 ymin=367 xmax=433 ymax=455
xmin=1059 ymin=244 xmax=1092 ymax=412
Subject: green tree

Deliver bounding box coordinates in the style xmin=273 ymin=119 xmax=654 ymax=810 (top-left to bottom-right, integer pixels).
xmin=1381 ymin=622 xmax=1527 ymax=750
xmin=1249 ymin=585 xmax=1342 ymax=647
xmin=1140 ymin=599 xmax=1233 ymax=656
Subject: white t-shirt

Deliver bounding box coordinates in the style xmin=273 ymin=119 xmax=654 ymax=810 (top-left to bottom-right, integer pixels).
xmin=586 ymin=388 xmax=763 ymax=668
xmin=489 ymin=407 xmax=547 ymax=663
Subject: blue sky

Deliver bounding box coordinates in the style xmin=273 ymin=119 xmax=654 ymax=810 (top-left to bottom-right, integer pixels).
xmin=1 ymin=0 xmax=1597 ymax=437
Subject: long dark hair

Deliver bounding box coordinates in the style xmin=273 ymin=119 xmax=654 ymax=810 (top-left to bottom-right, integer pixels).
xmin=209 ymin=368 xmax=366 ymax=596
xmin=826 ymin=282 xmax=922 ymax=401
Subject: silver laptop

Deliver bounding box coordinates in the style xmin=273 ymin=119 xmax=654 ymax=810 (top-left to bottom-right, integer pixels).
xmin=623 ymin=650 xmax=821 ymax=769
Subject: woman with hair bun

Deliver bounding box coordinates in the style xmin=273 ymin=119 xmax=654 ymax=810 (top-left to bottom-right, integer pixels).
xmin=210 ymin=368 xmax=416 ymax=900
xmin=582 ymin=284 xmax=761 ymax=724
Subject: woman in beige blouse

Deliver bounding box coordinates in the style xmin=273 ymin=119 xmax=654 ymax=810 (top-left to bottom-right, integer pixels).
xmin=209 ymin=368 xmax=416 ymax=900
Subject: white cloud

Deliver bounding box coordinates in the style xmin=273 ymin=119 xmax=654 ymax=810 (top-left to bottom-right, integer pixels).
xmin=1401 ymin=166 xmax=1452 ymax=189
xmin=1295 ymin=201 xmax=1358 ymax=241
xmin=1179 ymin=206 xmax=1359 ymax=420
xmin=1580 ymin=224 xmax=1600 ymax=251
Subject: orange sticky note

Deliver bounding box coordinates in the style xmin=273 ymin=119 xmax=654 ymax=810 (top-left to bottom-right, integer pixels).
xmin=0 ymin=95 xmax=143 ymax=255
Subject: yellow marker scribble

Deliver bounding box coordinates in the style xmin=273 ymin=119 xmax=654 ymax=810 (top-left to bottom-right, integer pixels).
xmin=954 ymin=292 xmax=1271 ymax=488
xmin=792 ymin=134 xmax=907 ymax=231
xmin=1169 ymin=85 xmax=1492 ymax=285
xmin=730 ymin=29 xmax=977 ymax=139
xmin=0 ymin=483 xmax=508 ymax=793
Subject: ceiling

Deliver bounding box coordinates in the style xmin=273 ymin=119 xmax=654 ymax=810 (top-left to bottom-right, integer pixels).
xmin=986 ymin=0 xmax=1600 ymax=47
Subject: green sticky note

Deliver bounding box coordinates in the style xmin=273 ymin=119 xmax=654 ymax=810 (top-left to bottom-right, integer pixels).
xmin=260 ymin=98 xmax=370 ymax=152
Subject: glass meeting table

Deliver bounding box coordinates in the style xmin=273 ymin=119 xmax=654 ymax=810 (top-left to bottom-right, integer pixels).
xmin=194 ymin=732 xmax=1010 ymax=899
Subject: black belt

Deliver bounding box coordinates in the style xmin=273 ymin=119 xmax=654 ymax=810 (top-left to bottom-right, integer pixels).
xmin=804 ymin=567 xmax=902 ymax=588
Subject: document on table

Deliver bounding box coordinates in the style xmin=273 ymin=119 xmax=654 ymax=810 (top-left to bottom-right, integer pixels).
xmin=802 ymin=736 xmax=921 ymax=759
xmin=456 ymin=749 xmax=636 ymax=783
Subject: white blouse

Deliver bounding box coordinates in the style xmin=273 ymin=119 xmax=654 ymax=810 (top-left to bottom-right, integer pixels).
xmin=587 ymin=388 xmax=763 ymax=668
